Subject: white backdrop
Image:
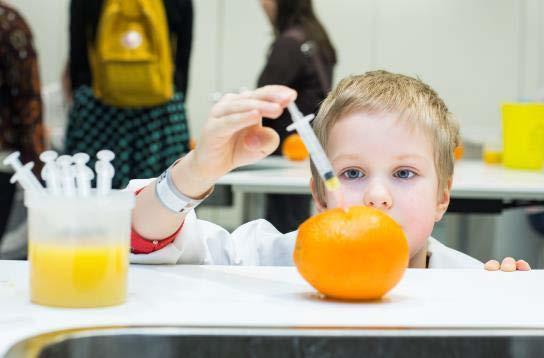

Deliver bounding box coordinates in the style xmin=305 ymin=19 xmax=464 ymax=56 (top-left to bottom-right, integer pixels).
xmin=11 ymin=0 xmax=544 ymax=144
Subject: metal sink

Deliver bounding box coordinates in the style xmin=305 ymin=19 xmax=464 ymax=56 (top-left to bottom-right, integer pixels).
xmin=5 ymin=326 xmax=544 ymax=358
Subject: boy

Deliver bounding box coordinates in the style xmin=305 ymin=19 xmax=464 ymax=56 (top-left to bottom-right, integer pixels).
xmin=129 ymin=70 xmax=528 ymax=271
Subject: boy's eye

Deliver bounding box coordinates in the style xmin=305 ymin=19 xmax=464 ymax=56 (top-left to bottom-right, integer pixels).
xmin=342 ymin=169 xmax=364 ymax=180
xmin=394 ymin=169 xmax=416 ymax=179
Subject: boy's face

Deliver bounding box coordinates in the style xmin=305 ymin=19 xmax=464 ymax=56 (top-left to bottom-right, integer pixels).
xmin=311 ymin=111 xmax=451 ymax=259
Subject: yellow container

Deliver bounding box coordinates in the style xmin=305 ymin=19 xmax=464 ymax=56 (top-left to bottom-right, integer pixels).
xmin=502 ymin=103 xmax=544 ymax=170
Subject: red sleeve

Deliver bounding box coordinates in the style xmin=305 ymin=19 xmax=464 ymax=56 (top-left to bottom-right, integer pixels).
xmin=131 ymin=187 xmax=184 ymax=254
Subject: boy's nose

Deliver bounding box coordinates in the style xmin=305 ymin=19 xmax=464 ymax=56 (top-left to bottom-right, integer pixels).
xmin=363 ymin=181 xmax=392 ymax=210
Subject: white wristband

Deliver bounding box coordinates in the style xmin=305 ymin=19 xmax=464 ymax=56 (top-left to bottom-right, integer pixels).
xmin=155 ymin=165 xmax=212 ymax=214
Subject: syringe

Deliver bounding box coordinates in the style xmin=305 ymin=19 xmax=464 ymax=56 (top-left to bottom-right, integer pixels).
xmin=73 ymin=153 xmax=94 ymax=197
xmin=40 ymin=150 xmax=61 ymax=195
xmin=56 ymin=155 xmax=76 ymax=197
xmin=286 ymin=102 xmax=341 ymax=193
xmin=95 ymin=150 xmax=115 ymax=196
xmin=3 ymin=152 xmax=44 ymax=193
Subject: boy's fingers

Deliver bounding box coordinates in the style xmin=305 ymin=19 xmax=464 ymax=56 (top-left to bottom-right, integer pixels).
xmin=211 ymin=98 xmax=283 ymax=118
xmin=210 ymin=110 xmax=262 ymax=135
xmin=223 ymin=86 xmax=296 ymax=104
xmin=484 ymin=258 xmax=531 ymax=271
xmin=484 ymin=260 xmax=500 ymax=271
xmin=242 ymin=126 xmax=280 ymax=155
xmin=248 ymin=85 xmax=297 ymax=106
xmin=219 ymin=92 xmax=240 ymax=102
xmin=500 ymin=257 xmax=516 ymax=272
xmin=516 ymin=260 xmax=531 ymax=271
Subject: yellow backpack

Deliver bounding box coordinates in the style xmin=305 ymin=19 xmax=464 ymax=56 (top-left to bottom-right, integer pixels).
xmin=89 ymin=0 xmax=173 ymax=107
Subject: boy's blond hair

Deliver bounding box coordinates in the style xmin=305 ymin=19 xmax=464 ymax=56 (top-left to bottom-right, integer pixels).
xmin=311 ymin=70 xmax=460 ymax=204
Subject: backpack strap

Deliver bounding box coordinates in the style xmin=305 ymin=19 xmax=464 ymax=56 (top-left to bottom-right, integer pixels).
xmin=284 ymin=28 xmax=331 ymax=96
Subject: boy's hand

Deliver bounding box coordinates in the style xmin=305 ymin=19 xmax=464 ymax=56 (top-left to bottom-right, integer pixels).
xmin=194 ymin=86 xmax=296 ymax=179
xmin=484 ymin=257 xmax=531 ymax=271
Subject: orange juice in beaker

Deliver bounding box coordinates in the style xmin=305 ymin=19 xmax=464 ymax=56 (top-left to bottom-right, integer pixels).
xmin=482 ymin=141 xmax=502 ymax=165
xmin=29 ymin=241 xmax=128 ymax=308
xmin=25 ymin=190 xmax=134 ymax=308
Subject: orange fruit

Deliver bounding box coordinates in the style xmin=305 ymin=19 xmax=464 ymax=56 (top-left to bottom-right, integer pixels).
xmin=282 ymin=134 xmax=309 ymax=161
xmin=453 ymin=145 xmax=464 ymax=161
xmin=189 ymin=138 xmax=197 ymax=150
xmin=294 ymin=206 xmax=409 ymax=300
xmin=482 ymin=149 xmax=502 ymax=164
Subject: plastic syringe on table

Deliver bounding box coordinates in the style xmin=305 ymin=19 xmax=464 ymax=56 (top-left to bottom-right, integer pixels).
xmin=286 ymin=102 xmax=340 ymax=192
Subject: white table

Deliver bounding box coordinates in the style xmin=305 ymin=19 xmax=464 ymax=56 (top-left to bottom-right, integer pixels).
xmin=2 ymin=261 xmax=544 ymax=356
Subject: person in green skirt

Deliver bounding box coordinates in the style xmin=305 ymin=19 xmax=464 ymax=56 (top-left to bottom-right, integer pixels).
xmin=64 ymin=0 xmax=193 ymax=189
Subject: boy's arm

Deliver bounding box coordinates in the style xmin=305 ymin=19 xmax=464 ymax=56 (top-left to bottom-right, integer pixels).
xmin=131 ymin=86 xmax=297 ymax=241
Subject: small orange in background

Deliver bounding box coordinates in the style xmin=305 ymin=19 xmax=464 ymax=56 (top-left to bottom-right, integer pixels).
xmin=294 ymin=206 xmax=409 ymax=300
xmin=189 ymin=138 xmax=196 ymax=150
xmin=282 ymin=134 xmax=309 ymax=161
xmin=453 ymin=145 xmax=464 ymax=161
xmin=482 ymin=143 xmax=502 ymax=165
xmin=482 ymin=149 xmax=502 ymax=164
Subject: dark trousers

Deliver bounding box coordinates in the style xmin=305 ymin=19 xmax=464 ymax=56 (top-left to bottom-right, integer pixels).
xmin=265 ymin=194 xmax=311 ymax=234
xmin=0 ymin=172 xmax=16 ymax=240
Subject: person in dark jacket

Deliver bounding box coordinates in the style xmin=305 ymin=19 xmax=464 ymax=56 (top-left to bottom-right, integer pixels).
xmin=0 ymin=2 xmax=45 ymax=246
xmin=258 ymin=0 xmax=336 ymax=232
xmin=65 ymin=0 xmax=193 ymax=189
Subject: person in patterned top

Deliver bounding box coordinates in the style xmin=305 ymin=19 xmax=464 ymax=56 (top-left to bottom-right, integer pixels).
xmin=0 ymin=2 xmax=45 ymax=241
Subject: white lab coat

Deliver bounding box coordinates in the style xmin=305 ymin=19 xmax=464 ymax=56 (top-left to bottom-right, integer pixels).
xmin=128 ymin=179 xmax=483 ymax=269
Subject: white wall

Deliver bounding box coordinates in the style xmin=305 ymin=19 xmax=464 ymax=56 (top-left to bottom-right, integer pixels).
xmin=200 ymin=0 xmax=544 ymax=142
xmin=11 ymin=0 xmax=544 ymax=142
xmin=11 ymin=0 xmax=70 ymax=86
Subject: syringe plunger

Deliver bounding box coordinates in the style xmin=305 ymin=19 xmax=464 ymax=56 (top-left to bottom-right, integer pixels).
xmin=3 ymin=152 xmax=44 ymax=192
xmin=96 ymin=150 xmax=115 ymax=196
xmin=57 ymin=155 xmax=76 ymax=197
xmin=40 ymin=151 xmax=61 ymax=195
xmin=73 ymin=153 xmax=94 ymax=197
xmin=6 ymin=149 xmax=119 ymax=197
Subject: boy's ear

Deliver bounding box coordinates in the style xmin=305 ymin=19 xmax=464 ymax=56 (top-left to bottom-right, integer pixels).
xmin=435 ymin=178 xmax=452 ymax=222
xmin=310 ymin=178 xmax=327 ymax=212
